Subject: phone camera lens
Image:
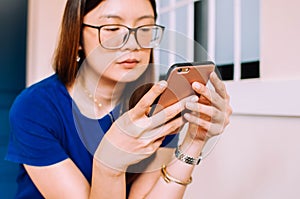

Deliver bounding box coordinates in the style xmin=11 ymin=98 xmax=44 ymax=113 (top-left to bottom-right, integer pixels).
xmin=177 ymin=67 xmax=190 ymax=73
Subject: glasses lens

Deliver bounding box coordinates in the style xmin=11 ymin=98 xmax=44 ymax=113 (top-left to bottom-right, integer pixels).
xmin=99 ymin=25 xmax=129 ymax=49
xmin=137 ymin=25 xmax=164 ymax=48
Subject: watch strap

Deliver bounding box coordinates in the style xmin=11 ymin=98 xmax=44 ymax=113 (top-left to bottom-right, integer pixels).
xmin=175 ymin=146 xmax=202 ymax=165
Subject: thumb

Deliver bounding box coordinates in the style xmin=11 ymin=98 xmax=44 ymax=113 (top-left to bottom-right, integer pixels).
xmin=133 ymin=81 xmax=168 ymax=116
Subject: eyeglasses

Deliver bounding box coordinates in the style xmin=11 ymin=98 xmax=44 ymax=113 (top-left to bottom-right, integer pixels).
xmin=82 ymin=23 xmax=165 ymax=50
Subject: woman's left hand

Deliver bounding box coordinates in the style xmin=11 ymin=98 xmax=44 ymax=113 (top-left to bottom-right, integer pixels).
xmin=184 ymin=71 xmax=232 ymax=141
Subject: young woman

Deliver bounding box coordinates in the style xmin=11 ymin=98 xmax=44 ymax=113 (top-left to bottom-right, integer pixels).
xmin=6 ymin=0 xmax=232 ymax=198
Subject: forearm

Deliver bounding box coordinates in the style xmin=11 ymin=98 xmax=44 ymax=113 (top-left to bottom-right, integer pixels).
xmin=90 ymin=159 xmax=126 ymax=199
xmin=128 ymin=134 xmax=205 ymax=199
xmin=145 ymin=136 xmax=204 ymax=199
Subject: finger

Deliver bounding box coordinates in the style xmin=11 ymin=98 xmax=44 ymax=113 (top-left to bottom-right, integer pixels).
xmin=147 ymin=136 xmax=165 ymax=153
xmin=183 ymin=113 xmax=212 ymax=131
xmin=208 ymin=73 xmax=232 ymax=120
xmin=184 ymin=113 xmax=223 ymax=136
xmin=153 ymin=116 xmax=185 ymax=139
xmin=192 ymin=82 xmax=224 ymax=110
xmin=185 ymin=102 xmax=223 ymax=123
xmin=210 ymin=72 xmax=228 ymax=99
xmin=134 ymin=81 xmax=168 ymax=115
xmin=150 ymin=95 xmax=199 ymax=128
xmin=199 ymin=94 xmax=211 ymax=105
xmin=184 ymin=112 xmax=228 ymax=138
xmin=140 ymin=115 xmax=184 ymax=141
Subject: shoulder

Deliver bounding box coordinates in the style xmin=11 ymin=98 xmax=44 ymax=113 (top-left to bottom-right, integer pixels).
xmin=9 ymin=74 xmax=70 ymax=129
xmin=14 ymin=74 xmax=66 ymax=103
xmin=12 ymin=74 xmax=67 ymax=107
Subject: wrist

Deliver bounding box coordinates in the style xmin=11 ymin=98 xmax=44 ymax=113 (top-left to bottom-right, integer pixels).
xmin=180 ymin=134 xmax=205 ymax=158
xmin=94 ymin=136 xmax=130 ymax=172
xmin=175 ymin=146 xmax=202 ymax=165
xmin=93 ymin=157 xmax=125 ymax=177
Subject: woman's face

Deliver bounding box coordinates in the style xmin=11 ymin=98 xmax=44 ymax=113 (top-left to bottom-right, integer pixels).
xmin=82 ymin=0 xmax=155 ymax=83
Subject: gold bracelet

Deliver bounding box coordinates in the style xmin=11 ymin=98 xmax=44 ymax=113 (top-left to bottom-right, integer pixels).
xmin=161 ymin=165 xmax=192 ymax=186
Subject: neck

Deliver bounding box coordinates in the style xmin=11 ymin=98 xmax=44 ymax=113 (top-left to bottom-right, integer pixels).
xmin=70 ymin=66 xmax=126 ymax=119
xmin=93 ymin=76 xmax=126 ymax=107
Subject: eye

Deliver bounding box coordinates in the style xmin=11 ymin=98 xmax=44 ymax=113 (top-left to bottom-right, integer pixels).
xmin=103 ymin=26 xmax=122 ymax=32
xmin=140 ymin=27 xmax=152 ymax=32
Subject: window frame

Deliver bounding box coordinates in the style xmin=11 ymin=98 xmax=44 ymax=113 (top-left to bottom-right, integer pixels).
xmin=209 ymin=0 xmax=300 ymax=117
xmin=157 ymin=0 xmax=300 ymax=117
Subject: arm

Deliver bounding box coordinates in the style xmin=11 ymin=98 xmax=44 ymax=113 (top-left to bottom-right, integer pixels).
xmin=25 ymin=158 xmax=126 ymax=199
xmin=89 ymin=159 xmax=126 ymax=199
xmin=146 ymin=138 xmax=205 ymax=199
xmin=129 ymin=72 xmax=232 ymax=198
xmin=25 ymin=159 xmax=90 ymax=199
xmin=128 ymin=136 xmax=205 ymax=199
xmin=24 ymin=81 xmax=189 ymax=198
xmin=26 ymin=74 xmax=230 ymax=199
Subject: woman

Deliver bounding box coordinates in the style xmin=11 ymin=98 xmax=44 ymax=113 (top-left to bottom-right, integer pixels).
xmin=6 ymin=0 xmax=232 ymax=198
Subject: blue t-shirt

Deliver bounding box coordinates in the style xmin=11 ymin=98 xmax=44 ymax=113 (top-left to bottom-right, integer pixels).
xmin=5 ymin=74 xmax=177 ymax=198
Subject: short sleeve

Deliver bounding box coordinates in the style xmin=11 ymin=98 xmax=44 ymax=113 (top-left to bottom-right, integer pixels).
xmin=5 ymin=88 xmax=69 ymax=166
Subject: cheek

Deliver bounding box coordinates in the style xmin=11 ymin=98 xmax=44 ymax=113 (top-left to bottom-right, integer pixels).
xmin=82 ymin=29 xmax=100 ymax=56
xmin=85 ymin=47 xmax=119 ymax=75
xmin=140 ymin=49 xmax=152 ymax=64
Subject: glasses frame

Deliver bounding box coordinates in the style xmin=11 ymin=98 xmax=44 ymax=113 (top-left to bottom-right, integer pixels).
xmin=82 ymin=23 xmax=165 ymax=50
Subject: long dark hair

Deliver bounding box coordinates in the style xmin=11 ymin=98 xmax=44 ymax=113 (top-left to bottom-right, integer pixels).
xmin=53 ymin=0 xmax=158 ymax=87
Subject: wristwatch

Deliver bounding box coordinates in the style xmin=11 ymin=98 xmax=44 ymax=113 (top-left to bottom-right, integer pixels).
xmin=175 ymin=146 xmax=202 ymax=165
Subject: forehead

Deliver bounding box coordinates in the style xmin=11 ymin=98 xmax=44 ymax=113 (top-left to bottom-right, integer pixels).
xmin=86 ymin=0 xmax=154 ymax=22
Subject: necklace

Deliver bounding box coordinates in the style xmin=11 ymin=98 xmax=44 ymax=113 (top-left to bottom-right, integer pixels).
xmin=80 ymin=81 xmax=123 ymax=123
xmin=83 ymin=87 xmax=103 ymax=108
xmin=82 ymin=85 xmax=117 ymax=122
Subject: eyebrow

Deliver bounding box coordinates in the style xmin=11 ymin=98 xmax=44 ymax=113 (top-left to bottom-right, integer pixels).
xmin=100 ymin=15 xmax=155 ymax=22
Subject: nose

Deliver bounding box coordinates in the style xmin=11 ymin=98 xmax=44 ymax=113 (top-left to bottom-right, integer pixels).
xmin=121 ymin=32 xmax=140 ymax=50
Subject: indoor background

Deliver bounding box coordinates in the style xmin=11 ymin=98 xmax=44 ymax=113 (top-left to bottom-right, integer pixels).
xmin=1 ymin=0 xmax=300 ymax=198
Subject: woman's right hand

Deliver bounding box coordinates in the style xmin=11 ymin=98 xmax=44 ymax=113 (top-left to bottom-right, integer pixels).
xmin=94 ymin=81 xmax=198 ymax=171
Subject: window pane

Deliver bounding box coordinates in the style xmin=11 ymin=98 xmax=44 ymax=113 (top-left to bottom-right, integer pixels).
xmin=158 ymin=13 xmax=170 ymax=75
xmin=157 ymin=1 xmax=195 ymax=77
xmin=175 ymin=5 xmax=188 ymax=63
xmin=241 ymin=0 xmax=260 ymax=62
xmin=160 ymin=0 xmax=170 ymax=8
xmin=215 ymin=0 xmax=234 ymax=66
xmin=194 ymin=0 xmax=209 ymax=62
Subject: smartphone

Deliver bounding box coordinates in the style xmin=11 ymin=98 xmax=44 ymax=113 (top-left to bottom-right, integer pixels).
xmin=149 ymin=61 xmax=215 ymax=116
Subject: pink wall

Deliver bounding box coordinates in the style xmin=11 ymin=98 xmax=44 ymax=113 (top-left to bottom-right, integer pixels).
xmin=186 ymin=0 xmax=300 ymax=198
xmin=261 ymin=0 xmax=300 ymax=80
xmin=26 ymin=0 xmax=66 ymax=86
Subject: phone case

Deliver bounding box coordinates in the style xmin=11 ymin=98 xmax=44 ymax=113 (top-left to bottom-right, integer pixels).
xmin=149 ymin=61 xmax=215 ymax=116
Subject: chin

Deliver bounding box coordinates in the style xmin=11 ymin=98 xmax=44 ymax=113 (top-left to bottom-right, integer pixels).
xmin=116 ymin=65 xmax=148 ymax=82
xmin=115 ymin=72 xmax=143 ymax=83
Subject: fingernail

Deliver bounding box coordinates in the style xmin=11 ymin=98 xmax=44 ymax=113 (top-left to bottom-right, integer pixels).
xmin=190 ymin=95 xmax=199 ymax=102
xmin=211 ymin=72 xmax=217 ymax=79
xmin=183 ymin=113 xmax=191 ymax=120
xmin=193 ymin=82 xmax=201 ymax=90
xmin=186 ymin=102 xmax=193 ymax=109
xmin=158 ymin=81 xmax=167 ymax=89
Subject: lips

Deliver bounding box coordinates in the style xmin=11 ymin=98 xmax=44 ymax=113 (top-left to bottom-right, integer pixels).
xmin=117 ymin=59 xmax=140 ymax=69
